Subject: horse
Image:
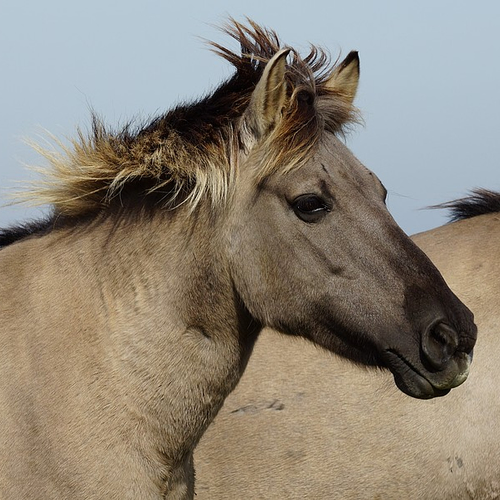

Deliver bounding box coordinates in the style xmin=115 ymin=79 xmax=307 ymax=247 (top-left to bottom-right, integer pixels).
xmin=195 ymin=190 xmax=500 ymax=500
xmin=0 ymin=20 xmax=477 ymax=500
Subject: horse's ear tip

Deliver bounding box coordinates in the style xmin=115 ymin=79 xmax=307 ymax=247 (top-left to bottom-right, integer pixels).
xmin=275 ymin=47 xmax=292 ymax=62
xmin=345 ymin=51 xmax=359 ymax=65
xmin=337 ymin=51 xmax=360 ymax=77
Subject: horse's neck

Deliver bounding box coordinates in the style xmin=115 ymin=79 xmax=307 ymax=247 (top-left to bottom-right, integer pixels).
xmin=6 ymin=211 xmax=260 ymax=464
xmin=93 ymin=212 xmax=257 ymax=382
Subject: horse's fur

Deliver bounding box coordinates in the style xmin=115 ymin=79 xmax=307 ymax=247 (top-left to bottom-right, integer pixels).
xmin=0 ymin=20 xmax=477 ymax=500
xmin=195 ymin=191 xmax=500 ymax=499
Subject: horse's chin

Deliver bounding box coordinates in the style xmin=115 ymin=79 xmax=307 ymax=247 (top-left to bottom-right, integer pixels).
xmin=382 ymin=350 xmax=471 ymax=400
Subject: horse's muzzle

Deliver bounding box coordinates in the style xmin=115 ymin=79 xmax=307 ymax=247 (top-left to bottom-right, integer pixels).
xmin=382 ymin=346 xmax=473 ymax=400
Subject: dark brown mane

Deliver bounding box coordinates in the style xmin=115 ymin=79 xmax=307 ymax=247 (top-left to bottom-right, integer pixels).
xmin=438 ymin=189 xmax=500 ymax=222
xmin=0 ymin=217 xmax=54 ymax=249
xmin=15 ymin=19 xmax=358 ymax=222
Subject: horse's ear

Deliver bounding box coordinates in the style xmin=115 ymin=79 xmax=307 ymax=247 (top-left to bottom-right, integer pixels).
xmin=324 ymin=51 xmax=360 ymax=105
xmin=243 ymin=48 xmax=291 ymax=140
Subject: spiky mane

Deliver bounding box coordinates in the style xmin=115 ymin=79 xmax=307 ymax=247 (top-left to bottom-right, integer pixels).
xmin=19 ymin=19 xmax=358 ymax=219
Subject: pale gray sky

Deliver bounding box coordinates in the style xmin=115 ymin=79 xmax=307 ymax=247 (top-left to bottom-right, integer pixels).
xmin=2 ymin=0 xmax=499 ymax=234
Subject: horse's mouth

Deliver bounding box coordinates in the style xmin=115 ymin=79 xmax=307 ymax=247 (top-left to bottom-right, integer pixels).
xmin=382 ymin=349 xmax=472 ymax=399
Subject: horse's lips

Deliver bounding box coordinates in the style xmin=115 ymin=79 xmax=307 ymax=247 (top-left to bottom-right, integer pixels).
xmin=392 ymin=370 xmax=451 ymax=400
xmin=382 ymin=350 xmax=471 ymax=400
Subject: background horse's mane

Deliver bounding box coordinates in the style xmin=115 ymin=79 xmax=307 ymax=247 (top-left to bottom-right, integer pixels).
xmin=18 ymin=19 xmax=358 ymax=219
xmin=439 ymin=189 xmax=500 ymax=222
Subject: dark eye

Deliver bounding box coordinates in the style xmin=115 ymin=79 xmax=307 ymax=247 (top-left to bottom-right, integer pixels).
xmin=292 ymin=195 xmax=330 ymax=223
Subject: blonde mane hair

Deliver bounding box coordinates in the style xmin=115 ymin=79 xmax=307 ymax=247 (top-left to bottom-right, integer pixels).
xmin=24 ymin=19 xmax=359 ymax=218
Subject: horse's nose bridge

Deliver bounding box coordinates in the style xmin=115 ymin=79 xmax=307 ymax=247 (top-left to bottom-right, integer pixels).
xmin=364 ymin=214 xmax=429 ymax=283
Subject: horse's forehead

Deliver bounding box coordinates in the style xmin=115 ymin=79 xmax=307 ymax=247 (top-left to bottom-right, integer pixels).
xmin=258 ymin=134 xmax=369 ymax=196
xmin=302 ymin=135 xmax=368 ymax=183
xmin=320 ymin=134 xmax=362 ymax=167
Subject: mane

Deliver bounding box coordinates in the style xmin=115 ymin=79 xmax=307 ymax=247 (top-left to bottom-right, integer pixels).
xmin=438 ymin=189 xmax=500 ymax=222
xmin=18 ymin=19 xmax=358 ymax=219
xmin=0 ymin=217 xmax=54 ymax=250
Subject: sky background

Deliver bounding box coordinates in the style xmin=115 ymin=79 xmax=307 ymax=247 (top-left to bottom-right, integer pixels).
xmin=1 ymin=0 xmax=499 ymax=235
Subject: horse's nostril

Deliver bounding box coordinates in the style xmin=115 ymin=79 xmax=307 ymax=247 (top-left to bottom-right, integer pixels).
xmin=432 ymin=323 xmax=458 ymax=354
xmin=422 ymin=322 xmax=459 ymax=371
xmin=432 ymin=325 xmax=448 ymax=345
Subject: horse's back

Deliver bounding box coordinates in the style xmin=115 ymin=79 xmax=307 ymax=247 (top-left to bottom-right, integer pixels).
xmin=0 ymin=239 xmax=55 ymax=498
xmin=195 ymin=213 xmax=500 ymax=499
xmin=0 ymin=234 xmax=134 ymax=499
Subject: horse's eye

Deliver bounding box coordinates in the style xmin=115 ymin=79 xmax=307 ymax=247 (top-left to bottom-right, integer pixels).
xmin=292 ymin=195 xmax=330 ymax=223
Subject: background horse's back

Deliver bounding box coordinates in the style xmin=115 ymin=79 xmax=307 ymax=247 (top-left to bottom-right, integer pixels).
xmin=195 ymin=192 xmax=500 ymax=499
